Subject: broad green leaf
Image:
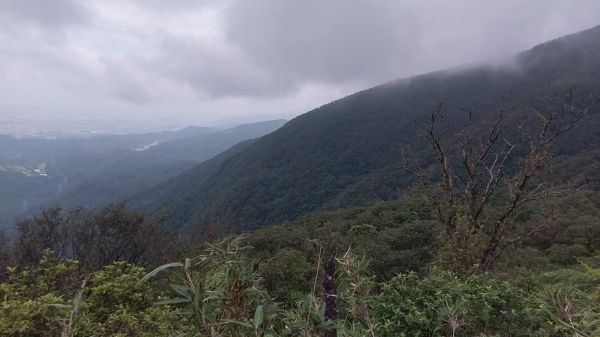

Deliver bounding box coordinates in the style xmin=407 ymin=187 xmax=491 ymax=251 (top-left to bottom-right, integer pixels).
xmin=170 ymin=284 xmax=192 ymax=299
xmin=318 ymin=305 xmax=326 ymax=322
xmin=156 ymin=297 xmax=191 ymax=305
xmin=193 ymin=287 xmax=202 ymax=332
xmin=225 ymin=320 xmax=254 ymax=329
xmin=254 ymin=304 xmax=264 ymax=330
xmin=137 ymin=262 xmax=184 ymax=286
xmin=46 ymin=304 xmax=72 ymax=309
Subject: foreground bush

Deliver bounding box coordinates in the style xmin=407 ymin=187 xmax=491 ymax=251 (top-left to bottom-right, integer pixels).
xmin=0 ymin=251 xmax=189 ymax=337
xmin=3 ymin=239 xmax=600 ymax=337
xmin=373 ymin=269 xmax=541 ymax=337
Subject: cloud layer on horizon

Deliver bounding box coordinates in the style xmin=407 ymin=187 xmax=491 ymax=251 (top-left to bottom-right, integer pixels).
xmin=1 ymin=0 xmax=599 ymax=127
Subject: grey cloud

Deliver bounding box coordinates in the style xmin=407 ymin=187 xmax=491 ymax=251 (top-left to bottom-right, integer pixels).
xmin=149 ymin=34 xmax=294 ymax=98
xmin=224 ymin=0 xmax=600 ymax=90
xmin=225 ymin=1 xmax=419 ymax=85
xmin=102 ymin=58 xmax=155 ymax=104
xmin=0 ymin=0 xmax=90 ymax=28
xmin=130 ymin=0 xmax=216 ymax=12
xmin=1 ymin=0 xmax=600 ymax=129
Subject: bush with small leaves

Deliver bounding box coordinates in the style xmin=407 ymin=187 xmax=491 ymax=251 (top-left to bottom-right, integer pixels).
xmin=373 ymin=269 xmax=541 ymax=337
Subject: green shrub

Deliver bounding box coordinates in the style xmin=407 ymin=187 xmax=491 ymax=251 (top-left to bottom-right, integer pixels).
xmin=0 ymin=252 xmax=188 ymax=337
xmin=547 ymin=244 xmax=589 ymax=265
xmin=259 ymin=249 xmax=313 ymax=304
xmin=373 ymin=269 xmax=540 ymax=337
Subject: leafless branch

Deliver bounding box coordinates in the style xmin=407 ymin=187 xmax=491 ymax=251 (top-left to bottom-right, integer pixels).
xmin=409 ymin=87 xmax=599 ymax=271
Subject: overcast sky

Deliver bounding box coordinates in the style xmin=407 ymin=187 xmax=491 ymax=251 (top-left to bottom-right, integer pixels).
xmin=1 ymin=0 xmax=599 ymax=130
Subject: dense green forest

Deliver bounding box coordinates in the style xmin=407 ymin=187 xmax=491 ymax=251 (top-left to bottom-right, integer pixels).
xmin=131 ymin=25 xmax=600 ymax=233
xmin=0 ymin=120 xmax=285 ymax=229
xmin=2 ymin=190 xmax=600 ymax=336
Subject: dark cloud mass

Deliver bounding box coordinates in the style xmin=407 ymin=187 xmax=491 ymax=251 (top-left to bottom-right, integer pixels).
xmin=0 ymin=0 xmax=599 ymax=130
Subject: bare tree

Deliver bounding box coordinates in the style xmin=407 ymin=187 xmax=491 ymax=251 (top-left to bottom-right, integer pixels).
xmin=13 ymin=203 xmax=170 ymax=270
xmin=406 ymin=88 xmax=600 ymax=271
xmin=0 ymin=229 xmax=12 ymax=280
xmin=15 ymin=207 xmax=67 ymax=265
xmin=72 ymin=203 xmax=167 ymax=269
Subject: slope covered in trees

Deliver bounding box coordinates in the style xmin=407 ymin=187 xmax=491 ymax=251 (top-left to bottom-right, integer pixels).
xmin=3 ymin=190 xmax=600 ymax=336
xmin=0 ymin=120 xmax=286 ymax=230
xmin=136 ymin=25 xmax=600 ymax=231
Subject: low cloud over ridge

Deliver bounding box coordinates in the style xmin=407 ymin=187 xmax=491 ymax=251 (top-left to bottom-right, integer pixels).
xmin=1 ymin=0 xmax=599 ymax=128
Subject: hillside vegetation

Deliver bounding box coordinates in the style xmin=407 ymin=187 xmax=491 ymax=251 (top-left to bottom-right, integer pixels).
xmin=136 ymin=25 xmax=600 ymax=232
xmin=2 ymin=190 xmax=600 ymax=336
xmin=0 ymin=120 xmax=285 ymax=229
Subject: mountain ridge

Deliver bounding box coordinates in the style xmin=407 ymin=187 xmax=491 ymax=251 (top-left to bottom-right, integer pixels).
xmin=0 ymin=120 xmax=286 ymax=230
xmin=133 ymin=25 xmax=600 ymax=231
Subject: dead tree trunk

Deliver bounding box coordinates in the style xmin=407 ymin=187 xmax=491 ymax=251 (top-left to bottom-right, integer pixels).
xmin=323 ymin=254 xmax=337 ymax=337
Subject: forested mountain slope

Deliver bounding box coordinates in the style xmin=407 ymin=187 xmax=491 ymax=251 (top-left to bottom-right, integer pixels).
xmin=137 ymin=25 xmax=600 ymax=231
xmin=0 ymin=120 xmax=286 ymax=229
